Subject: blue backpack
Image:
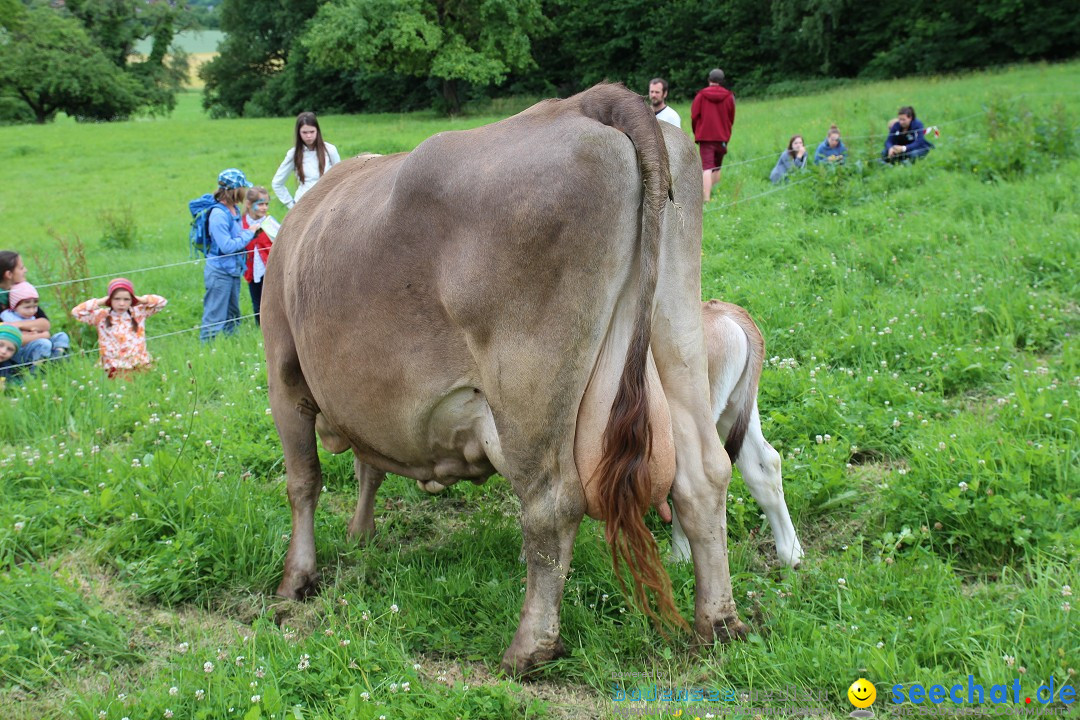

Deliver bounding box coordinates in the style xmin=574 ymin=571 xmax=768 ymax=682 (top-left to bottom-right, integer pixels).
xmin=188 ymin=194 xmax=228 ymax=257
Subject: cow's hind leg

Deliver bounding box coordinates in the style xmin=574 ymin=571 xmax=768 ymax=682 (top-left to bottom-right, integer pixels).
xmin=270 ymin=358 xmax=325 ymax=600
xmin=347 ymin=459 xmax=385 ymax=542
xmin=721 ymin=407 xmax=803 ymax=568
xmin=502 ymin=471 xmax=584 ymax=676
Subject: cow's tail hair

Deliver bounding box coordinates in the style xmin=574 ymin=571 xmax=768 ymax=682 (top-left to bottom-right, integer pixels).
xmin=578 ymin=84 xmax=688 ymax=634
xmin=713 ymin=301 xmax=765 ymax=464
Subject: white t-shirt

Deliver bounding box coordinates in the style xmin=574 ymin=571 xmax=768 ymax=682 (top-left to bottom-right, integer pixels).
xmin=655 ymin=105 xmax=681 ymax=128
xmin=272 ymin=142 xmax=341 ymax=209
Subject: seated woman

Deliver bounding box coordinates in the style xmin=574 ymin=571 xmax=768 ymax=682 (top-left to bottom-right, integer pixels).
xmin=814 ymin=125 xmax=847 ymax=165
xmin=769 ymin=135 xmax=808 ymax=184
xmin=883 ymin=106 xmax=933 ymax=162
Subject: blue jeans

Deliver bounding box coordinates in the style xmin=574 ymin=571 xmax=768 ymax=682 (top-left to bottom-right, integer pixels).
xmin=7 ymin=332 xmax=69 ymax=375
xmin=201 ymin=265 xmax=241 ymax=342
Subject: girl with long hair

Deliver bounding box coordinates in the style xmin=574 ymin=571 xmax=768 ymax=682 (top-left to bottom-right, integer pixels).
xmin=271 ymin=111 xmax=341 ymax=210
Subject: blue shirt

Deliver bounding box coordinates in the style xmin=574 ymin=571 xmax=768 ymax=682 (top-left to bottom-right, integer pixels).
xmin=206 ymin=206 xmax=255 ymax=277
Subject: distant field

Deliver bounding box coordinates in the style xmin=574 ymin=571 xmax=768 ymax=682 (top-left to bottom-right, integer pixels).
xmin=132 ymin=30 xmax=223 ymax=88
xmin=0 ymin=62 xmax=1077 ymax=720
xmin=134 ymin=29 xmax=225 ymax=55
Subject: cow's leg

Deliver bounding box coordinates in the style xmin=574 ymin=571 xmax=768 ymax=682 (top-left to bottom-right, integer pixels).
xmin=270 ymin=365 xmax=324 ymax=599
xmin=501 ymin=472 xmax=583 ymax=676
xmin=347 ymin=458 xmax=385 ymax=542
xmin=720 ymin=407 xmax=803 ymax=569
xmin=666 ymin=418 xmax=749 ymax=645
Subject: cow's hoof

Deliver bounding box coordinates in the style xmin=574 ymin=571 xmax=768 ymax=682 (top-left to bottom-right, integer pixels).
xmin=500 ymin=638 xmax=568 ymax=678
xmin=277 ymin=571 xmax=320 ymax=600
xmin=346 ymin=524 xmax=375 ymax=545
xmin=714 ymin=616 xmax=751 ymax=643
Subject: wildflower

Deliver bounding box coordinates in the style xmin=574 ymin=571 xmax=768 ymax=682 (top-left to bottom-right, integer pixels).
xmin=203 ymin=661 xmax=214 ymax=673
xmin=390 ymin=682 xmax=399 ymax=693
xmin=164 ymin=711 xmax=174 ymax=719
xmin=195 ymin=689 xmax=205 ymax=700
xmin=169 ymin=686 xmax=178 ymax=696
xmin=1018 ymin=667 xmax=1027 ymax=675
xmin=390 ymin=604 xmax=400 ymax=613
xmin=1063 ymin=585 xmax=1072 ymax=597
xmin=251 ymin=695 xmax=261 ymax=703
xmin=340 ymin=639 xmax=351 ymax=647
xmin=177 ymin=642 xmax=189 ymax=654
xmin=216 ymin=648 xmax=228 ymax=660
xmin=297 ymin=654 xmax=311 ymax=671
xmin=360 ymin=692 xmax=370 ymax=701
xmin=99 ymin=713 xmax=107 ymax=720
xmin=837 ymin=577 xmax=846 ymax=586
xmin=31 ymin=626 xmax=39 ymax=633
xmin=361 ymin=611 xmax=371 ymax=622
xmin=324 ymin=628 xmax=334 ymax=636
xmin=958 ymin=482 xmax=969 ymax=492
xmin=413 ymin=663 xmax=422 ymax=671
xmin=1003 ymin=655 xmax=1015 ymax=667
xmin=402 ymin=681 xmax=411 ymax=692
xmin=255 ymin=666 xmax=266 ymax=678
xmin=1063 ymin=602 xmax=1072 ymax=613
xmin=339 ymin=597 xmax=349 ymax=606
xmin=14 ymin=521 xmax=24 ymax=532
xmin=876 ymin=642 xmax=885 ymax=649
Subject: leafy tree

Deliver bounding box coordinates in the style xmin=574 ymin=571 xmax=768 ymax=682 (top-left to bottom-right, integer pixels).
xmin=302 ymin=0 xmax=548 ymax=114
xmin=0 ymin=1 xmax=188 ymax=123
xmin=199 ymin=0 xmax=328 ymax=117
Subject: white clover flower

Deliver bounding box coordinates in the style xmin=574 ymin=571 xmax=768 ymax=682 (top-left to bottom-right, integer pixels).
xmin=390 ymin=682 xmax=399 ymax=693
xmin=99 ymin=712 xmax=107 ymax=720
xmin=297 ymin=654 xmax=311 ymax=671
xmin=164 ymin=710 xmax=174 ymax=719
xmin=340 ymin=639 xmax=350 ymax=647
xmin=177 ymin=642 xmax=189 ymax=654
xmin=203 ymin=661 xmax=214 ymax=673
xmin=837 ymin=578 xmax=846 ymax=586
xmin=1003 ymin=654 xmax=1015 ymax=667
xmin=413 ymin=663 xmax=422 ymax=671
xmin=958 ymin=481 xmax=969 ymax=492
xmin=1064 ymin=602 xmax=1072 ymax=613
xmin=251 ymin=695 xmax=261 ymax=703
xmin=255 ymin=666 xmax=266 ymax=678
xmin=195 ymin=689 xmax=205 ymax=700
xmin=360 ymin=691 xmax=370 ymax=701
xmin=402 ymin=681 xmax=411 ymax=692
xmin=169 ymin=686 xmax=178 ymax=696
xmin=324 ymin=629 xmax=334 ymax=636
xmin=390 ymin=604 xmax=400 ymax=613
xmin=876 ymin=641 xmax=885 ymax=649
xmin=1063 ymin=585 xmax=1072 ymax=597
xmin=13 ymin=521 xmax=24 ymax=532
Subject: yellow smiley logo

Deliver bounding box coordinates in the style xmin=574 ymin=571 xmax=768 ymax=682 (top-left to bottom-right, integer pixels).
xmin=848 ymin=678 xmax=877 ymax=708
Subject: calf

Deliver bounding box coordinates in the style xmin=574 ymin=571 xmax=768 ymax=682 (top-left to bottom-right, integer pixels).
xmin=670 ymin=300 xmax=803 ymax=568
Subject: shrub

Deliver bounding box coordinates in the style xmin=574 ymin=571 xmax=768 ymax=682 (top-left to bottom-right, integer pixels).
xmin=99 ymin=204 xmax=138 ymax=250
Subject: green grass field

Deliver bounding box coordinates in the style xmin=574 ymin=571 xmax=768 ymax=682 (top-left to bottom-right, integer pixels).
xmin=1 ymin=61 xmax=1078 ymax=719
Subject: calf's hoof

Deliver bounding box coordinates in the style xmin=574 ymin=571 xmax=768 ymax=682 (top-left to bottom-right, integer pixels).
xmin=500 ymin=638 xmax=568 ymax=678
xmin=277 ymin=570 xmax=320 ymax=600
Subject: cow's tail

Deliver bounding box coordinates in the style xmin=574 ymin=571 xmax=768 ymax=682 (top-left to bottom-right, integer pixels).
xmin=716 ymin=301 xmax=766 ymax=464
xmin=577 ymin=84 xmax=688 ymax=633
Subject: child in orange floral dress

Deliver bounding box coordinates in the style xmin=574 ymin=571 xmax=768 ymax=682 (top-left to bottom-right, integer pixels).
xmin=72 ymin=278 xmax=167 ymax=379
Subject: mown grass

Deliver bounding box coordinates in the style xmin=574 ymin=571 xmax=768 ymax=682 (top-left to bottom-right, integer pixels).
xmin=1 ymin=61 xmax=1078 ymax=719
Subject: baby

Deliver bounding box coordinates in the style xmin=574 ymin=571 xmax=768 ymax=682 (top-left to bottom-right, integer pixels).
xmin=1 ymin=282 xmax=70 ymax=367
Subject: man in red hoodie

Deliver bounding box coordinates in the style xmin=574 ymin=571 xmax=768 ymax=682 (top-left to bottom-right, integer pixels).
xmin=691 ymin=68 xmax=736 ymax=203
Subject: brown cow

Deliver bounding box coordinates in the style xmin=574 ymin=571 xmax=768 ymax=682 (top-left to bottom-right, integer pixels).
xmin=261 ymin=84 xmax=747 ymax=676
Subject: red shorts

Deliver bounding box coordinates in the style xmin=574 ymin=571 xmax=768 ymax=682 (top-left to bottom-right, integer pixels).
xmin=698 ymin=141 xmax=728 ymax=171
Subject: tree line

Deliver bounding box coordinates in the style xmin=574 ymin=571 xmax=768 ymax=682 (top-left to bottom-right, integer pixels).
xmin=1 ymin=0 xmax=1076 ymax=123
